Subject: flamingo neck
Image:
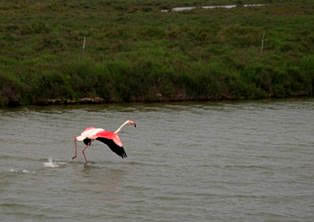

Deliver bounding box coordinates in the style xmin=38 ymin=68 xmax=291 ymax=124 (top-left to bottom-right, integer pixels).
xmin=114 ymin=121 xmax=129 ymax=134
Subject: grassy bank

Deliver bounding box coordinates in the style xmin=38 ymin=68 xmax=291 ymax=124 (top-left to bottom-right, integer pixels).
xmin=0 ymin=0 xmax=314 ymax=106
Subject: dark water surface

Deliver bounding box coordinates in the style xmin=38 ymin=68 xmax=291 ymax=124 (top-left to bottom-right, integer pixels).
xmin=0 ymin=100 xmax=313 ymax=221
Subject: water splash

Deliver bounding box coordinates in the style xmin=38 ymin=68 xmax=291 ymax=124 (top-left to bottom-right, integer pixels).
xmin=43 ymin=157 xmax=60 ymax=168
xmin=9 ymin=168 xmax=35 ymax=174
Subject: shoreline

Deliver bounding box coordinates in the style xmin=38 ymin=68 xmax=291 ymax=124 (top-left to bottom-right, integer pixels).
xmin=25 ymin=95 xmax=314 ymax=107
xmin=2 ymin=96 xmax=313 ymax=110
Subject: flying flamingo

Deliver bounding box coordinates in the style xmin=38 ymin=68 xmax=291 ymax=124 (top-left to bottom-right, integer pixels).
xmin=72 ymin=120 xmax=136 ymax=165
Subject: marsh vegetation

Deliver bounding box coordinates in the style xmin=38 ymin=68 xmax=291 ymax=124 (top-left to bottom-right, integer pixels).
xmin=0 ymin=0 xmax=313 ymax=106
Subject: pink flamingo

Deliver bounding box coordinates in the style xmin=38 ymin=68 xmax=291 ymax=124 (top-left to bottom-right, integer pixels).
xmin=72 ymin=120 xmax=136 ymax=164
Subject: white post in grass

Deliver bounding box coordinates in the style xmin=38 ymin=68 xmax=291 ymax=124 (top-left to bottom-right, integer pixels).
xmin=261 ymin=32 xmax=266 ymax=54
xmin=81 ymin=36 xmax=86 ymax=59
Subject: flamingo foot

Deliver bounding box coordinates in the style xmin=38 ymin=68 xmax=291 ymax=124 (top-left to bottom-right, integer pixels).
xmin=72 ymin=155 xmax=77 ymax=160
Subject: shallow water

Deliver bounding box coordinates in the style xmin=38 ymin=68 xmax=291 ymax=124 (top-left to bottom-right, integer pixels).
xmin=170 ymin=4 xmax=264 ymax=12
xmin=0 ymin=99 xmax=314 ymax=221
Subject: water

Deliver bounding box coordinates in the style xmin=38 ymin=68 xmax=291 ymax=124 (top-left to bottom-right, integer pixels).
xmin=170 ymin=4 xmax=264 ymax=12
xmin=0 ymin=99 xmax=313 ymax=221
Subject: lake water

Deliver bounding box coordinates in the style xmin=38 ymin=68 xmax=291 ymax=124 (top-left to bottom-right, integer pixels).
xmin=170 ymin=4 xmax=264 ymax=12
xmin=0 ymin=99 xmax=314 ymax=221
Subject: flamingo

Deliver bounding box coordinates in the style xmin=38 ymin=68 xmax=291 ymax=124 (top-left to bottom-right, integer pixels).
xmin=72 ymin=120 xmax=136 ymax=165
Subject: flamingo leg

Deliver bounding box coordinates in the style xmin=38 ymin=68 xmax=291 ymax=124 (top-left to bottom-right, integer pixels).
xmin=82 ymin=144 xmax=90 ymax=165
xmin=72 ymin=137 xmax=78 ymax=160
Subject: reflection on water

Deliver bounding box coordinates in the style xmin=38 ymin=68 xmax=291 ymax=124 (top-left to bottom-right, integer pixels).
xmin=169 ymin=4 xmax=265 ymax=12
xmin=0 ymin=99 xmax=314 ymax=221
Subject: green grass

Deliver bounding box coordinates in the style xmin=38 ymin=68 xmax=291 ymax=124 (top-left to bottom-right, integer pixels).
xmin=0 ymin=0 xmax=314 ymax=106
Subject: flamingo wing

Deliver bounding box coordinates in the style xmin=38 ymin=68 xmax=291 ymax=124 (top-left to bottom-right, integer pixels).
xmin=76 ymin=127 xmax=103 ymax=142
xmin=94 ymin=131 xmax=127 ymax=159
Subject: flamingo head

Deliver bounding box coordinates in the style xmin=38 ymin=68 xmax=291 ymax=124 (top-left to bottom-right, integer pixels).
xmin=127 ymin=120 xmax=136 ymax=128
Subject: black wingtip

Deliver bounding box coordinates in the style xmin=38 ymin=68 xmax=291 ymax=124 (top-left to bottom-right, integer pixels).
xmin=119 ymin=147 xmax=127 ymax=159
xmin=96 ymin=137 xmax=128 ymax=159
xmin=122 ymin=153 xmax=127 ymax=159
